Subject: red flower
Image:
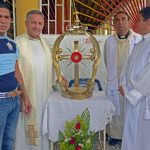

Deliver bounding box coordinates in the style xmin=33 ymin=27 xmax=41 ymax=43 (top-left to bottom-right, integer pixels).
xmin=75 ymin=145 xmax=82 ymax=150
xmin=69 ymin=137 xmax=75 ymax=144
xmin=75 ymin=122 xmax=81 ymax=130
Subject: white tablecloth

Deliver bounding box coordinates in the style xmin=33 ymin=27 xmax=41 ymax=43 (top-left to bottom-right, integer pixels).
xmin=42 ymin=91 xmax=115 ymax=142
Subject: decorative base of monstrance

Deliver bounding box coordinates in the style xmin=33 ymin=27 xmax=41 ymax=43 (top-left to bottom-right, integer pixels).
xmin=61 ymin=87 xmax=92 ymax=100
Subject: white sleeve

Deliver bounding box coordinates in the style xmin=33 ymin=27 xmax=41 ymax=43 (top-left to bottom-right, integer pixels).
xmin=131 ymin=61 xmax=150 ymax=95
xmin=122 ymin=82 xmax=143 ymax=105
xmin=122 ymin=50 xmax=150 ymax=105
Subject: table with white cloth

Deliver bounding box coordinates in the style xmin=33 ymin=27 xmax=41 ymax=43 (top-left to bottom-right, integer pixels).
xmin=42 ymin=91 xmax=115 ymax=150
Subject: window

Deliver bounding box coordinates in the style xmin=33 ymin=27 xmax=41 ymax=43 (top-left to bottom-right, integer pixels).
xmin=40 ymin=0 xmax=72 ymax=34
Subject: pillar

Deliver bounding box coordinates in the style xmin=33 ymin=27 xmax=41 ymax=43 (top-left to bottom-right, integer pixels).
xmin=15 ymin=0 xmax=40 ymax=35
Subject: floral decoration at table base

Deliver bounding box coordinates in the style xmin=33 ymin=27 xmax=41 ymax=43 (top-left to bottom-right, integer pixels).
xmin=59 ymin=108 xmax=95 ymax=150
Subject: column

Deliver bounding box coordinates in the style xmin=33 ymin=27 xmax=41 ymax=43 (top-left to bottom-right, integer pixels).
xmin=15 ymin=0 xmax=40 ymax=35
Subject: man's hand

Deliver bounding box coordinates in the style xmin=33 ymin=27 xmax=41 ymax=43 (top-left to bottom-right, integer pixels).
xmin=118 ymin=86 xmax=125 ymax=96
xmin=15 ymin=61 xmax=32 ymax=113
xmin=24 ymin=96 xmax=32 ymax=114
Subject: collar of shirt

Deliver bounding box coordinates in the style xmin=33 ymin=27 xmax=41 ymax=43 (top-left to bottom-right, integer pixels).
xmin=114 ymin=29 xmax=133 ymax=41
xmin=29 ymin=37 xmax=40 ymax=41
xmin=117 ymin=31 xmax=130 ymax=39
xmin=0 ymin=35 xmax=7 ymax=39
xmin=142 ymin=32 xmax=150 ymax=40
xmin=27 ymin=34 xmax=40 ymax=41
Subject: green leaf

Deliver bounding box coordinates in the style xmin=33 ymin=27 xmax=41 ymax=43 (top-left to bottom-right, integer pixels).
xmin=81 ymin=108 xmax=90 ymax=131
xmin=59 ymin=131 xmax=65 ymax=142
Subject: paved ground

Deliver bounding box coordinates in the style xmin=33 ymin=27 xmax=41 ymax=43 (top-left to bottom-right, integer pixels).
xmin=93 ymin=132 xmax=121 ymax=150
xmin=106 ymin=142 xmax=121 ymax=150
xmin=94 ymin=141 xmax=121 ymax=150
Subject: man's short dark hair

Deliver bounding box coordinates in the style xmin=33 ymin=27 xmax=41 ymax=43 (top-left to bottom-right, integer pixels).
xmin=140 ymin=6 xmax=150 ymax=21
xmin=0 ymin=2 xmax=10 ymax=11
xmin=114 ymin=11 xmax=130 ymax=20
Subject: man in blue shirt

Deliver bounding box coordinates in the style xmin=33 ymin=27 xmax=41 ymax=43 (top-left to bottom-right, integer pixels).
xmin=0 ymin=3 xmax=32 ymax=150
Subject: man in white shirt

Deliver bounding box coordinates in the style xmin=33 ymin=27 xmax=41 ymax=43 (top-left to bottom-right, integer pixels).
xmin=119 ymin=6 xmax=150 ymax=150
xmin=104 ymin=11 xmax=141 ymax=146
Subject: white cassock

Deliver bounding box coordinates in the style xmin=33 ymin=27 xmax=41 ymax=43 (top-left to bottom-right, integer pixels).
xmin=121 ymin=33 xmax=150 ymax=150
xmin=104 ymin=29 xmax=141 ymax=139
xmin=15 ymin=33 xmax=52 ymax=150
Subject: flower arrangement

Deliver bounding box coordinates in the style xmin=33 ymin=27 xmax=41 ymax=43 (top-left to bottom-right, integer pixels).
xmin=59 ymin=108 xmax=95 ymax=150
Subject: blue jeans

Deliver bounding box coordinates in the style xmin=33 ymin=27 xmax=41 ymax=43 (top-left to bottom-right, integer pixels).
xmin=0 ymin=96 xmax=20 ymax=150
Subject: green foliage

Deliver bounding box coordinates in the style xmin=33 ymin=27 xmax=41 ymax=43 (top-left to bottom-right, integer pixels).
xmin=81 ymin=108 xmax=90 ymax=132
xmin=59 ymin=108 xmax=95 ymax=150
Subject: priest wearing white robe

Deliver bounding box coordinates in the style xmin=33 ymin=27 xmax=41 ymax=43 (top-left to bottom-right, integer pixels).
xmin=15 ymin=10 xmax=52 ymax=150
xmin=104 ymin=11 xmax=141 ymax=146
xmin=119 ymin=6 xmax=150 ymax=150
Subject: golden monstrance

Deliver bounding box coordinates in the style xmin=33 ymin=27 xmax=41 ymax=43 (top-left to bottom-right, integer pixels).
xmin=52 ymin=16 xmax=100 ymax=100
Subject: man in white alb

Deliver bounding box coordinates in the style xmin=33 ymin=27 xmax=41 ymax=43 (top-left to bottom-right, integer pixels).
xmin=15 ymin=10 xmax=52 ymax=150
xmin=104 ymin=11 xmax=141 ymax=146
xmin=119 ymin=6 xmax=150 ymax=150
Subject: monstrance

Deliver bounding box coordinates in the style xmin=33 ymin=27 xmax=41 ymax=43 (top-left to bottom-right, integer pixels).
xmin=52 ymin=18 xmax=100 ymax=100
